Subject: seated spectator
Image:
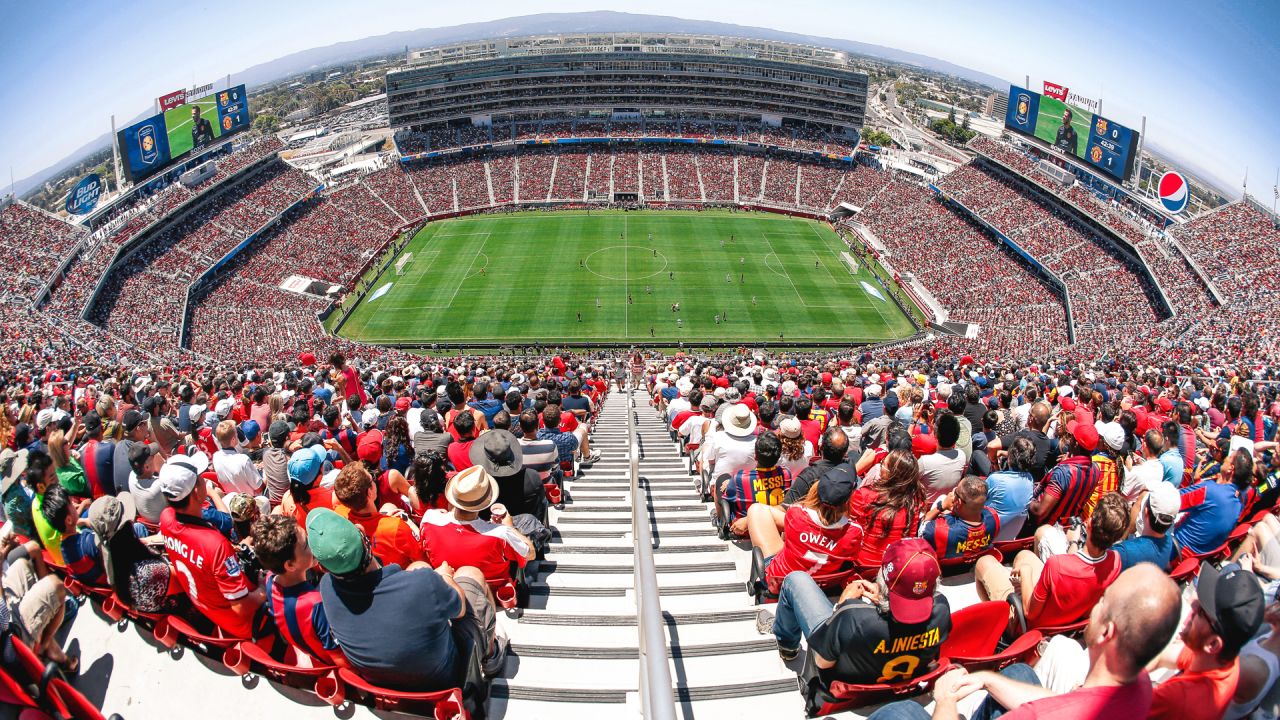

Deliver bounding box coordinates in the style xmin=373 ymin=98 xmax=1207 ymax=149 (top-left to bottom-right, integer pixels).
xmin=332 ymin=463 xmax=425 ymax=569
xmin=277 ymin=445 xmax=335 ymax=525
xmin=307 ymin=507 xmax=507 ymax=688
xmin=745 ymin=464 xmax=861 ymax=589
xmin=987 ymin=402 xmax=1052 ymax=481
xmin=535 ymin=405 xmax=579 ymax=469
xmin=212 ymin=420 xmax=263 ymax=494
xmin=127 ymin=443 xmax=165 ymax=523
xmin=974 ymin=492 xmax=1127 ymax=631
xmin=1175 ymin=448 xmax=1251 ymax=559
xmin=251 ymin=514 xmax=346 ymax=667
xmin=27 ymin=451 xmax=76 ymax=565
xmin=1121 ymin=429 xmax=1171 ymax=499
xmin=721 ymin=432 xmax=790 ymax=534
xmin=1112 ymin=481 xmax=1180 ymax=571
xmin=868 ymin=564 xmax=1180 ymax=720
xmin=1148 ymin=563 xmax=1264 ymax=720
xmin=46 ymin=428 xmax=88 ymax=498
xmin=77 ymin=411 xmax=115 ymax=499
xmin=469 ymin=429 xmax=547 ymax=526
xmin=1028 ymin=417 xmax=1100 ymax=528
xmin=419 ymin=465 xmax=535 ymax=587
xmin=407 ymin=449 xmax=450 ymax=513
xmin=41 ymin=484 xmax=143 ymax=587
xmin=849 ymin=449 xmax=925 ymax=568
xmin=984 ymin=436 xmax=1036 ymax=540
xmin=1 ymin=522 xmax=77 ymax=671
xmin=759 ymin=538 xmax=950 ymax=682
xmin=261 ymin=420 xmax=292 ymax=506
xmin=704 ymin=403 xmax=759 ymax=486
xmin=785 ymin=427 xmax=850 ymax=505
xmin=89 ymin=493 xmax=172 ymax=614
xmin=1223 ymin=564 xmax=1280 ymax=719
xmin=918 ymin=415 xmax=965 ymax=503
xmin=157 ymin=451 xmax=265 ymax=638
xmin=412 ymin=408 xmax=451 ymax=457
xmin=777 ymin=417 xmax=814 ymax=477
xmin=515 ymin=410 xmax=557 ymax=482
xmin=919 ymin=475 xmax=999 ymax=569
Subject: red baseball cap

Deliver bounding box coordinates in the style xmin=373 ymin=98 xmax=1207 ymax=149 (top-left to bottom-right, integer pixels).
xmin=1156 ymin=397 xmax=1173 ymax=413
xmin=882 ymin=538 xmax=941 ymax=623
xmin=1067 ymin=417 xmax=1099 ymax=452
xmin=298 ymin=352 xmax=317 ymax=366
xmin=395 ymin=396 xmax=411 ymax=412
xmin=357 ymin=430 xmax=384 ymax=464
xmin=821 ymin=372 xmax=833 ymax=385
xmin=1059 ymin=396 xmax=1076 ymax=412
xmin=911 ymin=433 xmax=938 ymax=458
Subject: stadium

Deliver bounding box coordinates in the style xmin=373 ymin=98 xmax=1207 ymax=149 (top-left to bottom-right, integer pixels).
xmin=0 ymin=20 xmax=1278 ymax=720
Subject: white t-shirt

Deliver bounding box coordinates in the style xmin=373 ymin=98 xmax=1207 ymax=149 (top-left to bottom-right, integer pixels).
xmin=129 ymin=471 xmax=168 ymax=523
xmin=706 ymin=430 xmax=757 ymax=480
xmin=212 ymin=448 xmax=263 ymax=495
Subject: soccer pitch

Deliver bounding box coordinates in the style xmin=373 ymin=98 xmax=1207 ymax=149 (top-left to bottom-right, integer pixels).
xmin=334 ymin=210 xmax=918 ymax=346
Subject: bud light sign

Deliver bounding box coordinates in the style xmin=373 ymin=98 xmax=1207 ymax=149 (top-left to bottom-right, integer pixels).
xmin=64 ymin=173 xmax=103 ymax=215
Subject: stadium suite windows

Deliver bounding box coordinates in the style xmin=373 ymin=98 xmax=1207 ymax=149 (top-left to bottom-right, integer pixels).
xmin=387 ymin=33 xmax=867 ymax=132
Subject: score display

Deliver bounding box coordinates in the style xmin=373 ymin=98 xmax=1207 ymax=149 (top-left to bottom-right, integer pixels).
xmin=117 ymin=84 xmax=251 ymax=183
xmin=1004 ymin=85 xmax=1139 ymax=182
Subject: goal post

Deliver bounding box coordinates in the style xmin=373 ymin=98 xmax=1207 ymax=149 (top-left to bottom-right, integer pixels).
xmin=395 ymin=253 xmax=413 ymax=275
xmin=839 ymin=251 xmax=859 ymax=275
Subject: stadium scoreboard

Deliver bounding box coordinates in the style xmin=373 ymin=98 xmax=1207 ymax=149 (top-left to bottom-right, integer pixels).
xmin=1003 ymin=85 xmax=1138 ymax=182
xmin=117 ymin=84 xmax=251 ymax=183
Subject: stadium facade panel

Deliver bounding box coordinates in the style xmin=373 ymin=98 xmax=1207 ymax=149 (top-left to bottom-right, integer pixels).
xmin=387 ymin=34 xmax=867 ymax=134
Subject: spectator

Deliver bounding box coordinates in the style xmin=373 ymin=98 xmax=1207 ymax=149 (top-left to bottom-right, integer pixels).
xmin=408 ymin=449 xmax=451 ymax=514
xmin=308 ymin=507 xmax=507 ymax=688
xmin=112 ymin=409 xmax=150 ymax=494
xmin=785 ymin=427 xmax=850 ymax=505
xmin=1223 ymin=562 xmax=1280 ymax=718
xmin=721 ymin=431 xmax=790 ymax=534
xmin=251 ymin=514 xmax=346 ymax=667
xmin=919 ymin=475 xmax=999 ymax=568
xmin=1 ymin=517 xmax=76 ymax=671
xmin=776 ymin=417 xmax=814 ymax=478
xmin=535 ymin=405 xmax=579 ymax=468
xmin=760 ymin=538 xmax=949 ymax=682
xmin=212 ymin=420 xmax=263 ymax=495
xmin=515 ymin=410 xmax=557 ymax=482
xmin=127 ymin=443 xmax=165 ymax=523
xmin=1174 ymin=448 xmax=1251 ymax=559
xmin=261 ymin=420 xmax=292 ymax=506
xmin=157 ymin=451 xmax=265 ymax=639
xmin=89 ymin=493 xmax=172 ymax=614
xmin=984 ymin=436 xmax=1036 ymax=540
xmin=418 ymin=465 xmax=536 ymax=587
xmin=78 ymin=411 xmax=115 ymax=499
xmin=332 ymin=463 xmax=424 ymax=569
xmin=1112 ymin=481 xmax=1180 ymax=571
xmin=975 ymin=492 xmax=1127 ymax=631
xmin=1028 ymin=417 xmax=1100 ymax=529
xmin=849 ymin=449 xmax=925 ymax=568
xmin=277 ymin=445 xmax=335 ymax=525
xmin=469 ymin=429 xmax=547 ymax=527
xmin=919 ymin=414 xmax=966 ymax=503
xmin=412 ymin=408 xmax=451 ymax=457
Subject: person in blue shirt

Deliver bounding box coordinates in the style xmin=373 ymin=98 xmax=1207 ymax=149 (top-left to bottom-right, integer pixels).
xmin=984 ymin=437 xmax=1037 ymax=540
xmin=1158 ymin=439 xmax=1184 ymax=486
xmin=1174 ymin=448 xmax=1252 ymax=558
xmin=920 ymin=475 xmax=999 ymax=570
xmin=1112 ymin=482 xmax=1179 ymax=571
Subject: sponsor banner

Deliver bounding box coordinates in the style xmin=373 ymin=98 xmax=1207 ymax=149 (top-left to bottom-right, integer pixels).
xmin=158 ymin=89 xmax=187 ymax=111
xmin=1158 ymin=171 xmax=1189 ymax=214
xmin=64 ymin=173 xmax=103 ymax=215
xmin=1043 ymin=81 xmax=1069 ymax=102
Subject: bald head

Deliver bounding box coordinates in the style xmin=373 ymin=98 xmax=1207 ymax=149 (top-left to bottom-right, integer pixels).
xmin=1028 ymin=402 xmax=1052 ymax=430
xmin=1102 ymin=563 xmax=1181 ymax=677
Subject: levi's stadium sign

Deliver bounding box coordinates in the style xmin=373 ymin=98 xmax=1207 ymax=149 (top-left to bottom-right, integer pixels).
xmin=158 ymin=89 xmax=187 ymax=111
xmin=1043 ymin=81 xmax=1069 ymax=102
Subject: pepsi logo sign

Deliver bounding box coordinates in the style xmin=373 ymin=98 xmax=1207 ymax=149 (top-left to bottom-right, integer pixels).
xmin=1158 ymin=171 xmax=1189 ymax=214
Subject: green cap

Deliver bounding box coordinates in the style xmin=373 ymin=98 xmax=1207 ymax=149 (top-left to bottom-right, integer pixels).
xmin=305 ymin=508 xmax=365 ymax=575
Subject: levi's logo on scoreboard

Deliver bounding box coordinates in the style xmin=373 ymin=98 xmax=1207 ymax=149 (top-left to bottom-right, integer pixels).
xmin=1043 ymin=81 xmax=1069 ymax=101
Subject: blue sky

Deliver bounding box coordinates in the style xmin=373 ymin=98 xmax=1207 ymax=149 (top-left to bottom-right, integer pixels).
xmin=1 ymin=0 xmax=1276 ymax=195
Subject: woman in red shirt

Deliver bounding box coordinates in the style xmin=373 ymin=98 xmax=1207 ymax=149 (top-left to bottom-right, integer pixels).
xmin=745 ymin=468 xmax=862 ymax=584
xmin=849 ymin=449 xmax=925 ymax=569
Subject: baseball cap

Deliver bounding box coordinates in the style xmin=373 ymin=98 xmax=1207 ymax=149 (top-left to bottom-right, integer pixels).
xmin=288 ymin=445 xmax=327 ymax=487
xmin=215 ymin=398 xmax=235 ymax=419
xmin=240 ymin=420 xmax=261 ymax=443
xmin=314 ymin=387 xmax=333 ymax=404
xmin=1156 ymin=397 xmax=1173 ymax=413
xmin=88 ymin=493 xmax=137 ymax=587
xmin=778 ymin=417 xmax=802 ymax=439
xmin=82 ymin=411 xmax=103 ymax=435
xmin=122 ymin=409 xmax=147 ymax=432
xmin=699 ymin=395 xmax=717 ymax=410
xmin=395 ymin=396 xmax=412 ymax=413
xmin=306 ymin=508 xmax=366 ymax=576
xmin=156 ymin=451 xmax=210 ymax=502
xmin=1059 ymin=396 xmax=1077 ymax=412
xmin=268 ymin=420 xmax=291 ymax=446
xmin=821 ymin=372 xmax=833 ymax=385
xmin=882 ymin=538 xmax=941 ymax=624
xmin=817 ymin=466 xmax=854 ymax=506
xmin=1066 ymin=416 xmax=1099 ymax=452
xmin=1145 ymin=482 xmax=1181 ymax=527
xmin=356 ymin=430 xmax=384 ymax=464
xmin=911 ymin=433 xmax=938 ymax=458
xmin=724 ymin=387 xmax=742 ymax=403
xmin=1096 ymin=422 xmax=1125 ymax=452
xmin=1197 ymin=562 xmax=1265 ymax=657
xmin=361 ymin=408 xmax=381 ymax=429
xmin=128 ymin=442 xmax=159 ymax=473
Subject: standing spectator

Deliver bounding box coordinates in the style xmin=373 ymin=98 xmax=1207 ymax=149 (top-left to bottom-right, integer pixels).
xmin=308 ymin=507 xmax=507 ymax=688
xmin=157 ymin=451 xmax=265 ymax=638
xmin=330 ymin=352 xmax=367 ymax=406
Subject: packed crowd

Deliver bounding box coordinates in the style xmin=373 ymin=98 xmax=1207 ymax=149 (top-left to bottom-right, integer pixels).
xmin=397 ymin=117 xmax=859 ymax=156
xmin=647 ymin=350 xmax=1280 ymax=719
xmin=0 ymin=202 xmax=89 ymax=302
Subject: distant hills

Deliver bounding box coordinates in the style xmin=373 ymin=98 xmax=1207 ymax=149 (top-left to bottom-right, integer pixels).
xmin=12 ymin=11 xmax=1010 ymax=199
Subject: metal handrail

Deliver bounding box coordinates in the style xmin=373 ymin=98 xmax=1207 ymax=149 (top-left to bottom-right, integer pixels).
xmin=629 ymin=383 xmax=678 ymax=720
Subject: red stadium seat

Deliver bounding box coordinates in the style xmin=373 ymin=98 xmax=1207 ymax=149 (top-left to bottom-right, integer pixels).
xmin=222 ymin=640 xmax=336 ymax=691
xmin=747 ymin=547 xmax=865 ymax=605
xmin=152 ymin=614 xmax=245 ymax=653
xmin=800 ymin=647 xmax=952 ymax=718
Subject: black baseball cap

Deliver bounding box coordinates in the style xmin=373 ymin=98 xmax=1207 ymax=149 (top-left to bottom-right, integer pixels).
xmin=268 ymin=420 xmax=291 ymax=447
xmin=82 ymin=411 xmax=102 ymax=435
xmin=817 ymin=465 xmax=854 ymax=506
xmin=122 ymin=410 xmax=147 ymax=432
xmin=128 ymin=443 xmax=159 ymax=472
xmin=1197 ymin=562 xmax=1265 ymax=656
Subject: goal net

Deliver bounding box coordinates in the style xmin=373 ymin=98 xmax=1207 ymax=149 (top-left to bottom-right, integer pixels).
xmin=395 ymin=253 xmax=413 ymax=275
xmin=839 ymin=251 xmax=859 ymax=275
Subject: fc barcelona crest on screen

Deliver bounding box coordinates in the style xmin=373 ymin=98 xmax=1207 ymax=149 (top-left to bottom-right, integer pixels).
xmin=219 ymin=91 xmax=230 ymax=107
xmin=138 ymin=124 xmax=158 ymax=164
xmin=1094 ymin=118 xmax=1108 ymax=136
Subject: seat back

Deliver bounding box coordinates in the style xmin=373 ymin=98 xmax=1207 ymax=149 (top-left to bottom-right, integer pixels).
xmin=939 ymin=601 xmax=1007 ymax=659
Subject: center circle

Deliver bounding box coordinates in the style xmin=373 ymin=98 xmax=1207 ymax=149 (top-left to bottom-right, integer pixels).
xmin=583 ymin=245 xmax=669 ymax=281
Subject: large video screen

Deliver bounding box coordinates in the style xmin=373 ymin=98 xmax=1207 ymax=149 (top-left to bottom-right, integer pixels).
xmin=117 ymin=84 xmax=251 ymax=182
xmin=1004 ymin=85 xmax=1138 ymax=182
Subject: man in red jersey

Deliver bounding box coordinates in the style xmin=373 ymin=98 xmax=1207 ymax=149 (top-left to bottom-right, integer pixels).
xmin=157 ymin=451 xmax=264 ymax=638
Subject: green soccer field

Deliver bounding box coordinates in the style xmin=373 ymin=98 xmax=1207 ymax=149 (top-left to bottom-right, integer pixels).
xmin=333 ymin=210 xmax=918 ymax=346
xmin=164 ymin=98 xmax=222 ymax=158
